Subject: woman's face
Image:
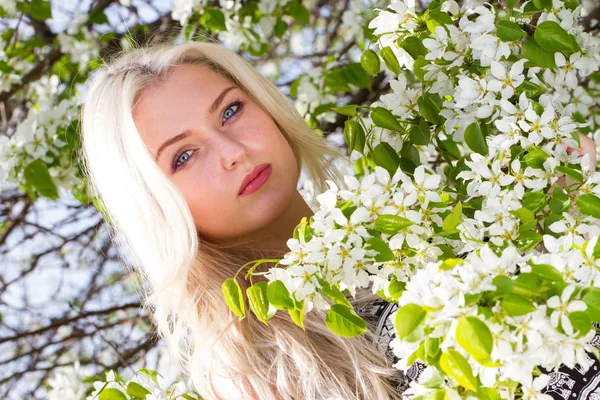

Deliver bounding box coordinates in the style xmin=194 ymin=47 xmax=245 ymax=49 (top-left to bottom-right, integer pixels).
xmin=132 ymin=63 xmax=300 ymax=243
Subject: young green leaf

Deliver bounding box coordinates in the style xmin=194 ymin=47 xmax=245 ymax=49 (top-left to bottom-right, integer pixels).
xmin=372 ymin=142 xmax=401 ymax=176
xmin=501 ymin=294 xmax=536 ymax=316
xmin=577 ymin=194 xmax=600 ymax=219
xmin=380 ymin=46 xmax=400 ymax=76
xmin=439 ymin=349 xmax=479 ymax=392
xmin=222 ymin=278 xmax=245 ymax=318
xmin=456 ymin=316 xmax=493 ymax=364
xmin=534 ymin=21 xmax=578 ymax=54
xmin=344 ymin=119 xmax=366 ymax=154
xmin=360 ymin=49 xmax=381 ymax=77
xmin=464 ymin=122 xmax=488 ymax=156
xmin=247 ymin=282 xmax=271 ymax=324
xmin=374 ymin=214 xmax=414 ymax=234
xmin=325 ymin=304 xmax=367 ymax=337
xmin=289 ymin=300 xmax=305 ymax=329
xmin=496 ymin=20 xmax=526 ymax=42
xmin=267 ymin=280 xmax=295 ymax=310
xmin=371 ymin=107 xmax=407 ymax=133
xmin=394 ymin=303 xmax=426 ymax=342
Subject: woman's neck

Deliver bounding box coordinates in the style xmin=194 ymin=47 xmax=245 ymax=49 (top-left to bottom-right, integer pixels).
xmin=221 ymin=190 xmax=315 ymax=259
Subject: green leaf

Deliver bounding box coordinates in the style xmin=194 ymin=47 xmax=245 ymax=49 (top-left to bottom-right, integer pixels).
xmin=371 ymin=106 xmax=407 ymax=133
xmin=98 ymin=388 xmax=128 ymax=400
xmin=443 ymin=202 xmax=463 ymax=232
xmin=426 ymin=8 xmax=454 ymax=33
xmin=556 ymin=165 xmax=584 ymax=183
xmin=409 ymin=118 xmax=431 ymax=145
xmin=267 ymin=280 xmax=295 ymax=310
xmin=516 ymin=79 xmax=547 ymax=100
xmin=522 ymin=36 xmax=557 ymax=68
xmin=417 ymin=93 xmax=443 ymax=125
xmin=569 ymin=311 xmax=592 ymax=336
xmin=200 ymin=8 xmax=227 ymax=31
xmin=400 ymin=36 xmax=427 ymax=60
xmin=496 ymin=20 xmax=526 ymax=42
xmin=456 ymin=316 xmax=493 ymax=364
xmin=325 ymin=68 xmax=351 ymax=92
xmin=523 ymin=146 xmax=551 ymax=169
xmin=380 ymin=46 xmax=400 ymax=76
xmin=247 ymin=282 xmax=270 ymax=324
xmin=23 ymin=159 xmax=59 ymax=199
xmin=464 ymin=122 xmax=488 ymax=156
xmin=501 ymin=294 xmax=536 ymax=316
xmin=361 ymin=49 xmax=380 ymax=77
xmin=372 ymin=142 xmax=401 ymax=176
xmin=582 ymin=287 xmax=600 ymax=321
xmin=531 ymin=264 xmax=564 ymax=282
xmin=274 ymin=19 xmax=288 ymax=39
xmin=413 ymin=56 xmax=427 ymax=81
xmin=533 ymin=0 xmax=552 ymax=8
xmin=534 ymin=20 xmax=577 ymax=54
xmin=492 ymin=275 xmax=514 ymax=296
xmin=439 ymin=349 xmax=479 ymax=392
xmin=126 ymin=382 xmax=151 ymax=399
xmin=325 ymin=304 xmax=367 ymax=337
xmin=289 ymin=300 xmax=305 ymax=329
xmin=344 ymin=120 xmax=366 ymax=154
xmin=394 ymin=304 xmax=426 ymax=342
xmin=342 ymin=63 xmax=372 ymax=91
xmin=439 ymin=258 xmax=464 ymax=271
xmin=16 ymin=0 xmax=52 ymax=21
xmin=523 ymin=191 xmax=547 ymax=214
xmin=549 ymin=185 xmax=570 ymax=214
xmin=511 ymin=207 xmax=536 ymax=231
xmin=222 ymin=278 xmax=245 ymax=318
xmin=577 ymin=194 xmax=600 ymax=219
xmin=138 ymin=369 xmax=160 ymax=384
xmin=516 ymin=230 xmax=543 ymax=251
xmin=332 ymin=104 xmax=358 ymax=116
xmin=388 ymin=278 xmax=406 ymax=301
xmin=284 ymin=0 xmax=310 ymax=24
xmin=366 ymin=237 xmax=395 ymax=261
xmin=87 ymin=9 xmax=109 ymax=25
xmin=374 ymin=214 xmax=414 ymax=234
xmin=318 ymin=278 xmax=352 ymax=307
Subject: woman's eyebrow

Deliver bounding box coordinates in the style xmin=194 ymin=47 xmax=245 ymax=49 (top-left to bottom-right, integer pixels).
xmin=154 ymin=86 xmax=237 ymax=161
xmin=209 ymin=86 xmax=236 ymax=114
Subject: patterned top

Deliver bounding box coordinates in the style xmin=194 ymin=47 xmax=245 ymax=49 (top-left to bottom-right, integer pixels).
xmin=354 ymin=299 xmax=600 ymax=399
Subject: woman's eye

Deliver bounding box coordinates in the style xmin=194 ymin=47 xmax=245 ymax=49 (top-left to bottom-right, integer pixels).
xmin=173 ymin=149 xmax=195 ymax=171
xmin=222 ymin=101 xmax=242 ymax=123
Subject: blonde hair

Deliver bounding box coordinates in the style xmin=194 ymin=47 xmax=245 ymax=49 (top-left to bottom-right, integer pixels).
xmin=79 ymin=37 xmax=404 ymax=399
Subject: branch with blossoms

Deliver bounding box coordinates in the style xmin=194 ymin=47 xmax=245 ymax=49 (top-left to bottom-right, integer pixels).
xmin=223 ymin=0 xmax=600 ymax=397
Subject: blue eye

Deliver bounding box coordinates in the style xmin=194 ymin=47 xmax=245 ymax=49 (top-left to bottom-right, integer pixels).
xmin=223 ymin=101 xmax=242 ymax=123
xmin=173 ymin=149 xmax=195 ymax=171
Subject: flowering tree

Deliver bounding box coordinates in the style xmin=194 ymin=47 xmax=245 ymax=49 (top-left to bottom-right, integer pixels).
xmin=0 ymin=0 xmax=395 ymax=398
xmin=2 ymin=0 xmax=599 ymax=398
xmin=222 ymin=0 xmax=600 ymax=398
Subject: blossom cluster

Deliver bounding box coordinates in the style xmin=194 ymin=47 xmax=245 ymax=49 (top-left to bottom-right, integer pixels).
xmin=223 ymin=0 xmax=600 ymax=397
xmin=47 ymin=362 xmax=200 ymax=400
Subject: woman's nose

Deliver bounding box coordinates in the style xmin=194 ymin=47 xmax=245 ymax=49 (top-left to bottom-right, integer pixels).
xmin=217 ymin=134 xmax=248 ymax=170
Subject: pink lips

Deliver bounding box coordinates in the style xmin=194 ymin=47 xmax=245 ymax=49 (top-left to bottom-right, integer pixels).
xmin=238 ymin=163 xmax=272 ymax=196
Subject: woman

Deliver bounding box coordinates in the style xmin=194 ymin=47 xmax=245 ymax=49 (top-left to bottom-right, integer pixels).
xmin=79 ymin=39 xmax=406 ymax=400
xmin=79 ymin=38 xmax=599 ymax=399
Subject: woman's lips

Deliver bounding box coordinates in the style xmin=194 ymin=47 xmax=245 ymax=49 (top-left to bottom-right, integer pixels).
xmin=239 ymin=165 xmax=272 ymax=196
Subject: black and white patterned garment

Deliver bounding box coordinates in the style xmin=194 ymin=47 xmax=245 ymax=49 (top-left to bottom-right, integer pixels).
xmin=354 ymin=299 xmax=600 ymax=399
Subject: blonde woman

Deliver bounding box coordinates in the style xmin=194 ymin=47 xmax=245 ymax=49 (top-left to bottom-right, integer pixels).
xmin=78 ymin=38 xmax=599 ymax=399
xmin=79 ymin=39 xmax=407 ymax=400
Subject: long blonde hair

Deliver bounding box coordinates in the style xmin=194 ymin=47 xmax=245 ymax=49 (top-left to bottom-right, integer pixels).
xmin=79 ymin=38 xmax=403 ymax=399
